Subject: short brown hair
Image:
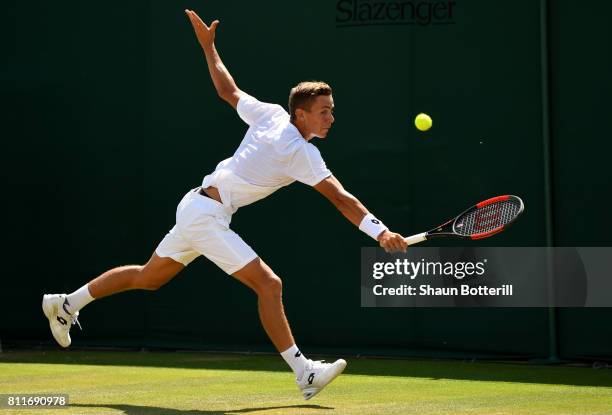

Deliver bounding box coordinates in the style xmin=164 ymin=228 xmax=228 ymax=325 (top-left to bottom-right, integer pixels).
xmin=288 ymin=81 xmax=332 ymax=121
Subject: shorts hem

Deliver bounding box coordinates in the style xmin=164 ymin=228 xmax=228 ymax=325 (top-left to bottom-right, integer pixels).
xmin=155 ymin=248 xmax=197 ymax=266
xmin=224 ymin=253 xmax=259 ymax=275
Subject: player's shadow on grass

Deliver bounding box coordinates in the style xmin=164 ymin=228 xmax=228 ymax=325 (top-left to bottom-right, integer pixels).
xmin=6 ymin=349 xmax=612 ymax=387
xmin=71 ymin=403 xmax=334 ymax=415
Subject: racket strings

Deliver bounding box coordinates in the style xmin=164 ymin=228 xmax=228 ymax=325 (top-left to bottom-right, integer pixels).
xmin=455 ymin=199 xmax=522 ymax=236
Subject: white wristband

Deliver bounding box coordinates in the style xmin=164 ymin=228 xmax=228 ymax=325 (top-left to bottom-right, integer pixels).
xmin=359 ymin=213 xmax=388 ymax=240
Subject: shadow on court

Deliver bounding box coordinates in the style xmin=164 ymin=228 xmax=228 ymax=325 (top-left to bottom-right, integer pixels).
xmin=70 ymin=403 xmax=334 ymax=415
xmin=2 ymin=349 xmax=612 ymax=388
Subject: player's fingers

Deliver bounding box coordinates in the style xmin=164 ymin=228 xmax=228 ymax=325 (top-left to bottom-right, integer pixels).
xmin=387 ymin=236 xmax=400 ymax=252
xmin=395 ymin=241 xmax=407 ymax=253
xmin=382 ymin=236 xmax=404 ymax=253
xmin=385 ymin=242 xmax=400 ymax=253
xmin=186 ymin=10 xmax=207 ymax=29
xmin=396 ymin=236 xmax=408 ymax=252
xmin=185 ymin=11 xmax=200 ymax=29
xmin=210 ymin=20 xmax=219 ymax=32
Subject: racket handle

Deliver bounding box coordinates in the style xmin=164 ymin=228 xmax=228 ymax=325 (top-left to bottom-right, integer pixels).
xmin=404 ymin=232 xmax=427 ymax=246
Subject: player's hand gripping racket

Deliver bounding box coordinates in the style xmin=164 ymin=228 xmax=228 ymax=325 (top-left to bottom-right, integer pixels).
xmin=404 ymin=195 xmax=524 ymax=246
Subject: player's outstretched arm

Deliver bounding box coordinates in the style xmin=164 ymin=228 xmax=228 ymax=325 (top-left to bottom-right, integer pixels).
xmin=313 ymin=176 xmax=407 ymax=253
xmin=185 ymin=9 xmax=242 ymax=109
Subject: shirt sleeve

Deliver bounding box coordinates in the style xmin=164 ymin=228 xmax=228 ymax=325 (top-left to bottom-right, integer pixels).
xmin=237 ymin=93 xmax=286 ymax=126
xmin=286 ymin=142 xmax=332 ymax=186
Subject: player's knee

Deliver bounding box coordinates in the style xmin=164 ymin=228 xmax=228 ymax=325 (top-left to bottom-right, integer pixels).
xmin=132 ymin=266 xmax=166 ymax=291
xmin=141 ymin=279 xmax=166 ymax=291
xmin=256 ymin=273 xmax=283 ymax=298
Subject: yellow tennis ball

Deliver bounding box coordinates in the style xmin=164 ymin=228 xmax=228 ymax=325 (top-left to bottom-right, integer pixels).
xmin=414 ymin=113 xmax=432 ymax=131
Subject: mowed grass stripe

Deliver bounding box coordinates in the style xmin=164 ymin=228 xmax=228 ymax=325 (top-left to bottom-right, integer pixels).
xmin=0 ymin=351 xmax=611 ymax=415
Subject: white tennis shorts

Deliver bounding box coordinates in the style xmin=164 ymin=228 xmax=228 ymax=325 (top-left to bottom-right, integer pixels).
xmin=155 ymin=188 xmax=258 ymax=274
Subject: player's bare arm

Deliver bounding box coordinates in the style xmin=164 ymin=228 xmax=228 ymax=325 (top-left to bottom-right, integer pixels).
xmin=185 ymin=9 xmax=242 ymax=109
xmin=313 ymin=175 xmax=407 ymax=253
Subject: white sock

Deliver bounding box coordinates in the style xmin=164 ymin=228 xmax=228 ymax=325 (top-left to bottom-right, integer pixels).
xmin=65 ymin=284 xmax=95 ymax=314
xmin=280 ymin=344 xmax=309 ymax=378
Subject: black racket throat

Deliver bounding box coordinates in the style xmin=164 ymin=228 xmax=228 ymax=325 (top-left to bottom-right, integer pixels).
xmin=425 ymin=219 xmax=456 ymax=238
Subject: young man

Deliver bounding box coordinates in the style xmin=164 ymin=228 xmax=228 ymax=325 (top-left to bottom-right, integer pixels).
xmin=42 ymin=9 xmax=408 ymax=400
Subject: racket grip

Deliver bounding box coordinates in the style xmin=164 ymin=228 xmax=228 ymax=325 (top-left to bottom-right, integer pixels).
xmin=404 ymin=232 xmax=427 ymax=246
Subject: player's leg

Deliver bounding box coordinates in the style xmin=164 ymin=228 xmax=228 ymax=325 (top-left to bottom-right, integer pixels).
xmin=42 ymin=218 xmax=200 ymax=348
xmin=88 ymin=252 xmax=185 ymax=298
xmin=232 ymin=257 xmax=294 ymax=352
xmin=187 ymin=223 xmax=307 ymax=371
xmin=176 ymin=188 xmax=346 ymax=399
xmin=232 ymin=257 xmax=346 ymax=400
xmin=42 ymin=252 xmax=185 ymax=348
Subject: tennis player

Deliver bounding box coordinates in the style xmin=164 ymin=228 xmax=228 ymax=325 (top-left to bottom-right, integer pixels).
xmin=42 ymin=9 xmax=408 ymax=400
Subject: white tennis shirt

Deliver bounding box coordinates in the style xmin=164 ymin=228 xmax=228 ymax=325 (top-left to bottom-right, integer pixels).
xmin=201 ymin=93 xmax=332 ymax=213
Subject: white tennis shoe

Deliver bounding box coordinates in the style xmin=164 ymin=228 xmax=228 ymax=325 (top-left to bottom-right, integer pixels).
xmin=42 ymin=294 xmax=82 ymax=347
xmin=297 ymin=358 xmax=347 ymax=400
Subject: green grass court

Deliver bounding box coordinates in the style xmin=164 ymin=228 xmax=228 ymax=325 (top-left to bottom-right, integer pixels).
xmin=1 ymin=350 xmax=611 ymax=414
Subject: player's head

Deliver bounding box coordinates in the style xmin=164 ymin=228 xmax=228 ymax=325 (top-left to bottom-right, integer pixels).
xmin=289 ymin=81 xmax=335 ymax=139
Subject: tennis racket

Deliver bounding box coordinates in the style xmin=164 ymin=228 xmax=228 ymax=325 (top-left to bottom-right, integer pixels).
xmin=404 ymin=195 xmax=524 ymax=246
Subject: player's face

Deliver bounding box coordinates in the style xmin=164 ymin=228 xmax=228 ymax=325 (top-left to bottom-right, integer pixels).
xmin=303 ymin=95 xmax=335 ymax=138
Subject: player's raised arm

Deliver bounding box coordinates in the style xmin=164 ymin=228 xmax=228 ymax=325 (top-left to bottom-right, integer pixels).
xmin=185 ymin=9 xmax=242 ymax=109
xmin=313 ymin=175 xmax=408 ymax=253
